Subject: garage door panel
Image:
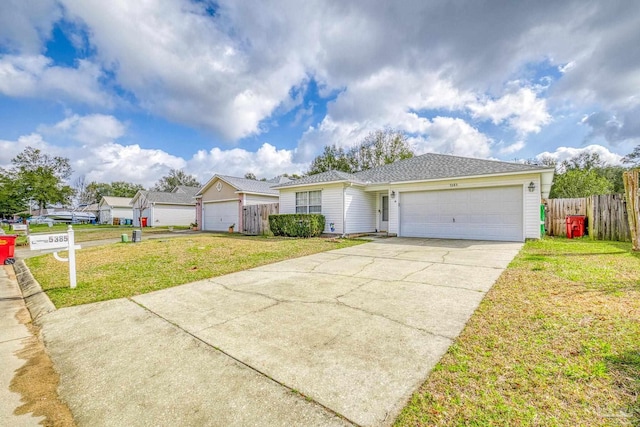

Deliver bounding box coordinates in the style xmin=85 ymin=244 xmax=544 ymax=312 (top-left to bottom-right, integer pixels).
xmin=203 ymin=201 xmax=239 ymax=231
xmin=399 ymin=187 xmax=523 ymax=242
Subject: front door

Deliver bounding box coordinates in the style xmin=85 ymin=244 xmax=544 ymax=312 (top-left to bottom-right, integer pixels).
xmin=380 ymin=195 xmax=389 ymax=231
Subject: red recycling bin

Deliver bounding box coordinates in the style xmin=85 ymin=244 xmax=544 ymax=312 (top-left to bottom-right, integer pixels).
xmin=141 ymin=217 xmax=148 ymax=227
xmin=566 ymin=215 xmax=586 ymax=239
xmin=0 ymin=235 xmax=17 ymax=265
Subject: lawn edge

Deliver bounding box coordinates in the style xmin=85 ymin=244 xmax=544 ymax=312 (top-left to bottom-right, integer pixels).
xmin=13 ymin=260 xmax=56 ymax=320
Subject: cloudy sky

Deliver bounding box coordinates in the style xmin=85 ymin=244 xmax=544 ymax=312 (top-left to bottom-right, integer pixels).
xmin=1 ymin=0 xmax=638 ymax=188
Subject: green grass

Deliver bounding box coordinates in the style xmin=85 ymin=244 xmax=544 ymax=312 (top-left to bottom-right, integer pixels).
xmin=395 ymin=237 xmax=640 ymax=427
xmin=26 ymin=234 xmax=364 ymax=308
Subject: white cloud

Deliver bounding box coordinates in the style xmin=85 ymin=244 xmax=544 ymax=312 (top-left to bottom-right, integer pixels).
xmin=41 ymin=114 xmax=127 ymax=146
xmin=469 ymin=86 xmax=551 ymax=135
xmin=0 ymin=0 xmax=60 ymax=53
xmin=499 ymin=140 xmax=526 ymax=155
xmin=188 ymin=143 xmax=305 ymax=180
xmin=0 ymin=133 xmax=51 ymax=169
xmin=71 ymin=142 xmax=186 ymax=187
xmin=535 ymin=144 xmax=624 ymax=166
xmin=0 ymin=55 xmax=111 ymax=106
xmin=417 ymin=117 xmax=493 ymax=158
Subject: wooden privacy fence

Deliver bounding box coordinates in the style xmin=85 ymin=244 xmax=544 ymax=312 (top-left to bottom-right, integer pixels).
xmin=242 ymin=203 xmax=279 ymax=235
xmin=544 ymin=194 xmax=630 ymax=241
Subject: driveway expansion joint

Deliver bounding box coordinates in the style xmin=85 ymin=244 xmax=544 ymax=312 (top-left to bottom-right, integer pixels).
xmin=128 ymin=297 xmax=359 ymax=427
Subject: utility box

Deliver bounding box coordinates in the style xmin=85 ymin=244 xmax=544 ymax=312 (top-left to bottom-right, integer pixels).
xmin=132 ymin=230 xmax=142 ymax=243
xmin=566 ymin=215 xmax=586 ymax=239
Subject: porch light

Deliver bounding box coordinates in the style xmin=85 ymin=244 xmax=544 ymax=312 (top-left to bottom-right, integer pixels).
xmin=390 ymin=190 xmax=396 ymax=199
xmin=528 ymin=182 xmax=536 ymax=192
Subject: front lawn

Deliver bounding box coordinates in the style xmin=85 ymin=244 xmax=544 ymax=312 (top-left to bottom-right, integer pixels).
xmin=26 ymin=235 xmax=363 ymax=308
xmin=395 ymin=238 xmax=640 ymax=426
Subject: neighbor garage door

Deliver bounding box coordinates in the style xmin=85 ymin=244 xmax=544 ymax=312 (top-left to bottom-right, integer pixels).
xmin=203 ymin=201 xmax=239 ymax=232
xmin=399 ymin=186 xmax=523 ymax=241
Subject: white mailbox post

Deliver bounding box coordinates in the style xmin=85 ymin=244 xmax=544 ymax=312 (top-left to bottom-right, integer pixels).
xmin=29 ymin=225 xmax=81 ymax=289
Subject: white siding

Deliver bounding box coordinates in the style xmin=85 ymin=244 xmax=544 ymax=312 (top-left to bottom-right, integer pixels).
xmin=279 ymin=184 xmax=344 ymax=234
xmin=99 ymin=207 xmax=111 ymax=224
xmin=132 ymin=208 xmax=151 ymax=227
xmin=345 ymin=186 xmax=376 ymax=234
xmin=151 ymin=205 xmax=196 ymax=226
xmin=112 ymin=207 xmax=133 ymax=220
xmin=244 ymin=194 xmax=279 ymax=206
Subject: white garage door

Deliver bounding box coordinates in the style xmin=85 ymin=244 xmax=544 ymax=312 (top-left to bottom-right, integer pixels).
xmin=400 ymin=186 xmax=523 ymax=241
xmin=203 ymin=201 xmax=239 ymax=231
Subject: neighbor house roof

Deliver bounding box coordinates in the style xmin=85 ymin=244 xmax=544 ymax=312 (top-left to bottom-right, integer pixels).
xmin=271 ymin=170 xmax=362 ymax=188
xmin=172 ymin=186 xmax=200 ymax=196
xmin=196 ymin=174 xmax=283 ymax=196
xmin=274 ymin=153 xmax=555 ymax=188
xmin=131 ymin=190 xmax=196 ymax=206
xmin=99 ymin=197 xmax=133 ymax=208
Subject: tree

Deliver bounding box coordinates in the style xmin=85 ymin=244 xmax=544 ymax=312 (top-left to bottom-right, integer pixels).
xmin=623 ymin=145 xmax=640 ymax=166
xmin=110 ymin=181 xmax=145 ymax=197
xmin=8 ymin=147 xmax=74 ymax=214
xmin=83 ymin=181 xmax=144 ymax=203
xmin=549 ymin=168 xmax=613 ymax=198
xmin=307 ymin=129 xmax=414 ymax=175
xmin=153 ymin=169 xmax=200 ymax=192
xmin=548 ymin=152 xmax=629 ymax=198
xmin=307 ymin=145 xmax=351 ymax=175
xmin=0 ymin=171 xmax=27 ymax=218
xmin=347 ymin=129 xmax=414 ymax=172
xmin=244 ymin=172 xmax=257 ymax=180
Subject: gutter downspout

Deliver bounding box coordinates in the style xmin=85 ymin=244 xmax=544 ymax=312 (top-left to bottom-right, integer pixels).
xmin=342 ymin=184 xmax=347 ymax=238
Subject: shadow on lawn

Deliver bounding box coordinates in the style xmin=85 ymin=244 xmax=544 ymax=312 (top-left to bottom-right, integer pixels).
xmin=605 ymin=349 xmax=640 ymax=425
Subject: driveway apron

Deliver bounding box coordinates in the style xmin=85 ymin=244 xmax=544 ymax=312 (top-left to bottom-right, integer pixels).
xmin=38 ymin=238 xmax=522 ymax=426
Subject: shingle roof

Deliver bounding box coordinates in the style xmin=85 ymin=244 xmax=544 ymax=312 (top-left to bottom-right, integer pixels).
xmin=217 ymin=175 xmax=280 ymax=195
xmin=272 ymin=170 xmax=361 ymax=188
xmin=100 ymin=196 xmax=133 ymax=208
xmin=172 ymin=186 xmax=200 ymax=196
xmin=275 ymin=153 xmax=553 ymax=188
xmin=139 ymin=191 xmax=196 ymax=205
xmin=354 ymin=153 xmax=552 ymax=183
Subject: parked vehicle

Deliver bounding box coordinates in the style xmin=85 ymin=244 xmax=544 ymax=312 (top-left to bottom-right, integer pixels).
xmin=27 ymin=216 xmax=55 ymax=226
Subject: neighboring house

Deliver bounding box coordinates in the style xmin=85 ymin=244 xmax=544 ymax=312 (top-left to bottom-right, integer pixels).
xmin=131 ymin=186 xmax=198 ymax=227
xmin=273 ymin=153 xmax=555 ymax=242
xmin=195 ymin=175 xmax=286 ymax=232
xmin=98 ymin=197 xmax=133 ymax=225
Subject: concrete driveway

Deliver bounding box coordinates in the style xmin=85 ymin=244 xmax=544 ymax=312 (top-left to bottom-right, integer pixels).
xmin=38 ymin=238 xmax=522 ymax=426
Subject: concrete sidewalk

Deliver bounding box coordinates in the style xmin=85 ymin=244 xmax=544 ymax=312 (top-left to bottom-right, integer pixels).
xmin=37 ymin=238 xmax=522 ymax=426
xmin=0 ymin=265 xmax=43 ymax=426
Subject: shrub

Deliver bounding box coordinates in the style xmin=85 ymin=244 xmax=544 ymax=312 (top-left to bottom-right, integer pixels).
xmin=269 ymin=214 xmax=325 ymax=238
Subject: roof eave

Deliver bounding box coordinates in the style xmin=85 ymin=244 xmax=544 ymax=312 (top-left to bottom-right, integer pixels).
xmin=274 ymin=179 xmax=351 ymax=190
xmin=235 ymin=190 xmax=279 ymax=196
xmin=382 ymin=168 xmax=556 ymax=187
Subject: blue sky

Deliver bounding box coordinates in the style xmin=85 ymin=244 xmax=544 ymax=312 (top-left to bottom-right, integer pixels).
xmin=1 ymin=0 xmax=638 ymax=188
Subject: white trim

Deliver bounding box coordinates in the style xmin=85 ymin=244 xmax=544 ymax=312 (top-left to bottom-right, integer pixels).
xmin=235 ymin=190 xmax=279 ymax=196
xmin=364 ymin=168 xmax=555 ymax=191
xmin=203 ymin=198 xmax=241 ymax=204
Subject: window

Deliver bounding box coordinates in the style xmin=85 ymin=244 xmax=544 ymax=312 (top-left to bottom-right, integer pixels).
xmin=296 ymin=190 xmax=322 ymax=213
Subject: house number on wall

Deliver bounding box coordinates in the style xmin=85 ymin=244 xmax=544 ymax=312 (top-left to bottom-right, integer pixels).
xmin=450 ymin=183 xmax=458 ymax=187
xmin=216 ymin=182 xmax=223 ymax=191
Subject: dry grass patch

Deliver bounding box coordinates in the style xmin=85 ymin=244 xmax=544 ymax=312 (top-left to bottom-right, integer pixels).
xmin=395 ymin=238 xmax=640 ymax=427
xmin=26 ymin=234 xmax=363 ymax=308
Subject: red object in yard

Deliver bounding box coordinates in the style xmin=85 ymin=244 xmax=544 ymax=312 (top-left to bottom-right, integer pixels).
xmin=0 ymin=235 xmax=17 ymax=265
xmin=566 ymin=215 xmax=586 ymax=239
xmin=141 ymin=217 xmax=148 ymax=227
